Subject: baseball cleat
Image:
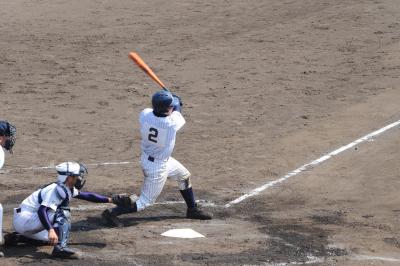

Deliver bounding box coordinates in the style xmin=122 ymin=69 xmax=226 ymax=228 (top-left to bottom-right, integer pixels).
xmin=186 ymin=206 xmax=213 ymax=220
xmin=102 ymin=209 xmax=124 ymax=227
xmin=51 ymin=245 xmax=80 ymax=259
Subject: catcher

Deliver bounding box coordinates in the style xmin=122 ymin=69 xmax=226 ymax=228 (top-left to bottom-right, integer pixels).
xmin=0 ymin=120 xmax=16 ymax=257
xmin=6 ymin=161 xmax=112 ymax=259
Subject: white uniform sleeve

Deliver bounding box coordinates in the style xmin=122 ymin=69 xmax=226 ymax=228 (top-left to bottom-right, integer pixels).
xmin=171 ymin=111 xmax=186 ymax=131
xmin=0 ymin=147 xmax=4 ymax=169
xmin=40 ymin=187 xmax=63 ymax=211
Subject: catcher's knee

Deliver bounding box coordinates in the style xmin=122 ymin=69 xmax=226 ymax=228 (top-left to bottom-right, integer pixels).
xmin=54 ymin=209 xmax=71 ymax=226
xmin=177 ymin=173 xmax=192 ymax=190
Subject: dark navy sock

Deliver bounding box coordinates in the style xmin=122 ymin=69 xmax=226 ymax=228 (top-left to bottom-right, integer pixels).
xmin=180 ymin=187 xmax=196 ymax=209
xmin=111 ymin=204 xmax=137 ymax=216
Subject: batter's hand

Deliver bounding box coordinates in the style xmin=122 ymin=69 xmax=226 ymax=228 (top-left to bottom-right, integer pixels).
xmin=172 ymin=94 xmax=183 ymax=106
xmin=48 ymin=228 xmax=58 ymax=246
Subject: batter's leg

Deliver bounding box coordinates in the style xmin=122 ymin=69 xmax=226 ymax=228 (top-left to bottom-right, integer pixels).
xmin=167 ymin=157 xmax=196 ymax=208
xmin=167 ymin=157 xmax=212 ymax=220
xmin=111 ymin=170 xmax=168 ymax=215
xmin=103 ymin=161 xmax=168 ymax=227
xmin=136 ymin=169 xmax=168 ymax=211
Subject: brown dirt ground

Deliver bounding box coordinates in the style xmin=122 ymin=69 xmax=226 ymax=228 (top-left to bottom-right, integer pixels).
xmin=1 ymin=0 xmax=400 ymax=265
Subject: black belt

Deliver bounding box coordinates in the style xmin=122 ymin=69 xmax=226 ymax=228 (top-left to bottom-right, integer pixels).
xmin=148 ymin=156 xmax=155 ymax=162
xmin=16 ymin=207 xmax=21 ymax=213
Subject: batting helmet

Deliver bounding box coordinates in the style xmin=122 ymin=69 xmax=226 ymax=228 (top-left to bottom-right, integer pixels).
xmin=152 ymin=90 xmax=173 ymax=115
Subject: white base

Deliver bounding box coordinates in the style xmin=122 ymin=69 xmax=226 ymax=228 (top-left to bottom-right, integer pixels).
xmin=161 ymin=228 xmax=205 ymax=239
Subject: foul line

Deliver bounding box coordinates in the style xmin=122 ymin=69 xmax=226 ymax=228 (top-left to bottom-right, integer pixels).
xmin=352 ymin=255 xmax=400 ymax=262
xmin=224 ymin=119 xmax=400 ymax=208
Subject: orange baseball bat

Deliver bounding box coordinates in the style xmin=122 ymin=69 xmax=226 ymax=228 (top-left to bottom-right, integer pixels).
xmin=129 ymin=52 xmax=168 ymax=91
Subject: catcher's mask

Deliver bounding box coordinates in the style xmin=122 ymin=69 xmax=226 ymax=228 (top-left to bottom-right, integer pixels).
xmin=0 ymin=121 xmax=16 ymax=154
xmin=56 ymin=162 xmax=88 ymax=190
xmin=75 ymin=163 xmax=88 ymax=190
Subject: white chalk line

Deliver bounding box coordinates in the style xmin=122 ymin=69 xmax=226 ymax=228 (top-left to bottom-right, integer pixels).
xmin=7 ymin=161 xmax=134 ymax=171
xmin=246 ymin=254 xmax=400 ymax=266
xmin=352 ymin=255 xmax=400 ymax=262
xmin=224 ymin=119 xmax=400 ymax=207
xmin=244 ymin=255 xmax=324 ymax=266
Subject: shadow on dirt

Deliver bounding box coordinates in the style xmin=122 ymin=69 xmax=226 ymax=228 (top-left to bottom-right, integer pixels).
xmin=259 ymin=217 xmax=347 ymax=261
xmin=309 ymin=209 xmax=346 ymax=225
xmin=4 ymin=245 xmax=50 ymax=260
xmin=4 ymin=241 xmax=107 ymax=264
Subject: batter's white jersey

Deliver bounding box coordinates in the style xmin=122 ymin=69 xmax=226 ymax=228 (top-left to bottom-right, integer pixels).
xmin=139 ymin=108 xmax=185 ymax=160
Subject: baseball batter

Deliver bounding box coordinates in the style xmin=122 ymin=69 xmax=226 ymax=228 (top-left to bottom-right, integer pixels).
xmin=0 ymin=121 xmax=16 ymax=258
xmin=103 ymin=90 xmax=212 ymax=227
xmin=5 ymin=162 xmax=112 ymax=259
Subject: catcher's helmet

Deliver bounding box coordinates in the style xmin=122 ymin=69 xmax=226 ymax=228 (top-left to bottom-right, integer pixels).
xmin=0 ymin=121 xmax=16 ymax=153
xmin=56 ymin=161 xmax=88 ymax=190
xmin=152 ymin=90 xmax=173 ymax=115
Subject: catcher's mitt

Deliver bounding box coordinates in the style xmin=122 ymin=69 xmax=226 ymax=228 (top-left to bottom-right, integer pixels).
xmin=111 ymin=194 xmax=132 ymax=208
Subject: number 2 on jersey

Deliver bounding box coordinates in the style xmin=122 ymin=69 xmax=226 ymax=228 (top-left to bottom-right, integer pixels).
xmin=148 ymin=127 xmax=158 ymax=143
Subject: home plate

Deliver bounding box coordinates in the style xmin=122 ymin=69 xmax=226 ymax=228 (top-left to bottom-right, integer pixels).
xmin=161 ymin=228 xmax=205 ymax=239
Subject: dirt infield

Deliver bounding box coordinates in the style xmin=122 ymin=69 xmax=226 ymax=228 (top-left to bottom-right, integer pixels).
xmin=1 ymin=0 xmax=400 ymax=265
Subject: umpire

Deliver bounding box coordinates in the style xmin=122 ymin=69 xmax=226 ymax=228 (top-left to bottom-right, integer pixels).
xmin=0 ymin=120 xmax=16 ymax=257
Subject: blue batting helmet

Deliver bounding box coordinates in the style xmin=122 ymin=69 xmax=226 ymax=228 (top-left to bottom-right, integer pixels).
xmin=152 ymin=90 xmax=173 ymax=114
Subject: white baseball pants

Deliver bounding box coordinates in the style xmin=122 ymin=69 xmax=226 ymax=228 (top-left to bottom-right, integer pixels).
xmin=13 ymin=208 xmax=55 ymax=242
xmin=136 ymin=155 xmax=190 ymax=211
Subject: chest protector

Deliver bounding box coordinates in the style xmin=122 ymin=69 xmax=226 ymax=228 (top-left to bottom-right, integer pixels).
xmin=38 ymin=182 xmax=71 ymax=210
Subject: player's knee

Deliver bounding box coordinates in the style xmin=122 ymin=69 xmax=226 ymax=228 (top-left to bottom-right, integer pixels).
xmin=178 ymin=173 xmax=192 ymax=190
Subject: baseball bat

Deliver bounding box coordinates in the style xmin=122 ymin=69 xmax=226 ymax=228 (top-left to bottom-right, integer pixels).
xmin=129 ymin=52 xmax=169 ymax=91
